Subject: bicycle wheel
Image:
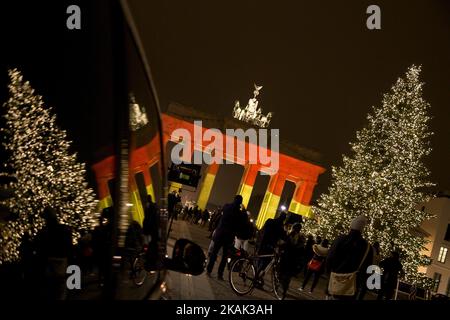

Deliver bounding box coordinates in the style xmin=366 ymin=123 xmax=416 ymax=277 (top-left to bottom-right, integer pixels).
xmin=132 ymin=254 xmax=147 ymax=286
xmin=272 ymin=264 xmax=285 ymax=300
xmin=229 ymin=258 xmax=256 ymax=295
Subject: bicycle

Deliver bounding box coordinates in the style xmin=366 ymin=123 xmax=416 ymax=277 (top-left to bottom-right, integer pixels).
xmin=124 ymin=246 xmax=148 ymax=286
xmin=228 ymin=248 xmax=286 ymax=300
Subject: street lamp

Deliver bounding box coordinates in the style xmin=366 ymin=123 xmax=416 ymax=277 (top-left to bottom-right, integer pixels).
xmin=280 ymin=205 xmax=286 ymax=211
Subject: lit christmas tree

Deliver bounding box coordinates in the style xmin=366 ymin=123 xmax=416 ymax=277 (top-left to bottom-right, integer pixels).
xmin=0 ymin=69 xmax=98 ymax=264
xmin=304 ymin=65 xmax=434 ymax=287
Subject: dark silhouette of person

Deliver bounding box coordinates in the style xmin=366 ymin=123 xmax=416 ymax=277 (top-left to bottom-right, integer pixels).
xmin=234 ymin=208 xmax=254 ymax=252
xmin=300 ymin=239 xmax=329 ymax=293
xmin=201 ymin=209 xmax=210 ymax=227
xmin=326 ymin=215 xmax=373 ymax=300
xmin=143 ymin=195 xmax=157 ymax=243
xmin=208 ymin=208 xmax=223 ymax=239
xmin=257 ymin=212 xmax=288 ymax=255
xmin=302 ymin=235 xmax=315 ymax=277
xmin=20 ymin=230 xmax=49 ymax=300
xmin=125 ymin=221 xmax=144 ymax=251
xmin=168 ymin=189 xmax=181 ymax=220
xmin=206 ymin=195 xmax=245 ymax=280
xmin=35 ymin=207 xmax=73 ymax=300
xmin=279 ymin=223 xmax=306 ymax=299
xmin=92 ymin=207 xmax=114 ymax=288
xmin=256 ymin=211 xmax=288 ymax=274
xmin=142 ymin=194 xmax=159 ymax=270
xmin=377 ymin=251 xmax=403 ymax=300
xmin=192 ymin=205 xmax=201 ymax=224
xmin=357 ymin=240 xmax=382 ymax=300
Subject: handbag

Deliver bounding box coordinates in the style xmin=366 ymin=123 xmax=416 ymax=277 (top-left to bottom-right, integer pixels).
xmin=328 ymin=243 xmax=371 ymax=296
xmin=308 ymin=257 xmax=323 ymax=272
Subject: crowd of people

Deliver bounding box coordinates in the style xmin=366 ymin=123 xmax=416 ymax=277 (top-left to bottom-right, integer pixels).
xmin=2 ymin=189 xmax=407 ymax=301
xmin=10 ymin=206 xmax=116 ymax=300
xmin=199 ymin=195 xmax=405 ymax=300
xmin=8 ymin=193 xmax=162 ymax=301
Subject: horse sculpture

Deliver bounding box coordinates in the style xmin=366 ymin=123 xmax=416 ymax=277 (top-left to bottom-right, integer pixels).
xmin=232 ymin=84 xmax=272 ymax=128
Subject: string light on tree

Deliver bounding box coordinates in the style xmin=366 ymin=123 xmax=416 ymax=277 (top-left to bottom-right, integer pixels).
xmin=303 ymin=65 xmax=435 ymax=288
xmin=0 ymin=69 xmax=98 ymax=264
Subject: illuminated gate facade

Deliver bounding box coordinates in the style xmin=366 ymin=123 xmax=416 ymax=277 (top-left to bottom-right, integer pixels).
xmin=92 ymin=103 xmax=325 ymax=228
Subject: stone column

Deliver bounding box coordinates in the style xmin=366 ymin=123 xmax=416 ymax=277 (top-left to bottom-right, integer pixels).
xmin=256 ymin=173 xmax=286 ymax=229
xmin=288 ymin=180 xmax=316 ymax=218
xmin=237 ymin=164 xmax=259 ymax=208
xmin=142 ymin=166 xmax=156 ymax=202
xmin=196 ymin=163 xmax=220 ymax=210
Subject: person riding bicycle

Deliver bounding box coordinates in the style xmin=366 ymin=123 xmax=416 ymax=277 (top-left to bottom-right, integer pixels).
xmin=255 ymin=211 xmax=288 ymax=283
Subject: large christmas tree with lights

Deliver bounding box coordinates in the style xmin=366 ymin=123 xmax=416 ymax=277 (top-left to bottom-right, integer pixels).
xmin=305 ymin=65 xmax=434 ymax=287
xmin=0 ymin=69 xmax=98 ymax=264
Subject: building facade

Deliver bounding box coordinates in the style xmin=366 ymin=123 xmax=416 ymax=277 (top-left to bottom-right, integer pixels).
xmin=420 ymin=194 xmax=450 ymax=296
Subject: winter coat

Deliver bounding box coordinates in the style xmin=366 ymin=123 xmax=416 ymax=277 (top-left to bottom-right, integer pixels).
xmin=213 ymin=202 xmax=244 ymax=243
xmin=326 ymin=230 xmax=373 ymax=274
xmin=143 ymin=202 xmax=158 ymax=239
xmin=379 ymin=256 xmax=403 ymax=287
xmin=258 ymin=217 xmax=287 ymax=253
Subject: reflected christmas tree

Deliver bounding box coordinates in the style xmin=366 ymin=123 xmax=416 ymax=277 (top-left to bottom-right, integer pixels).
xmin=0 ymin=69 xmax=98 ymax=264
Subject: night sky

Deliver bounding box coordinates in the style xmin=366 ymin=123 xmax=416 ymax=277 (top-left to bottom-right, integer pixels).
xmin=129 ymin=0 xmax=450 ymax=199
xmin=1 ymin=0 xmax=449 ymax=205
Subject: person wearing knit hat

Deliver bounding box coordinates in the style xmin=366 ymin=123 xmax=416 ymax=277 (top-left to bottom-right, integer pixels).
xmin=325 ymin=215 xmax=373 ymax=300
xmin=350 ymin=215 xmax=368 ymax=232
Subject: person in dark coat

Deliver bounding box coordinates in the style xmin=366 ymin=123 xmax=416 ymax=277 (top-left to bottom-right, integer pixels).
xmin=206 ymin=195 xmax=245 ymax=280
xmin=125 ymin=221 xmax=144 ymax=251
xmin=278 ymin=223 xmax=305 ymax=298
xmin=35 ymin=207 xmax=73 ymax=300
xmin=234 ymin=208 xmax=253 ymax=252
xmin=300 ymin=239 xmax=329 ymax=293
xmin=168 ymin=189 xmax=181 ymax=220
xmin=357 ymin=240 xmax=382 ymax=300
xmin=201 ymin=209 xmax=210 ymax=227
xmin=256 ymin=212 xmax=288 ymax=273
xmin=191 ymin=205 xmax=201 ymax=224
xmin=208 ymin=209 xmax=223 ymax=239
xmin=143 ymin=195 xmax=158 ymax=243
xmin=142 ymin=195 xmax=159 ymax=270
xmin=302 ymin=235 xmax=315 ymax=276
xmin=326 ymin=215 xmax=373 ymax=300
xmin=92 ymin=207 xmax=114 ymax=288
xmin=377 ymin=251 xmax=403 ymax=300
